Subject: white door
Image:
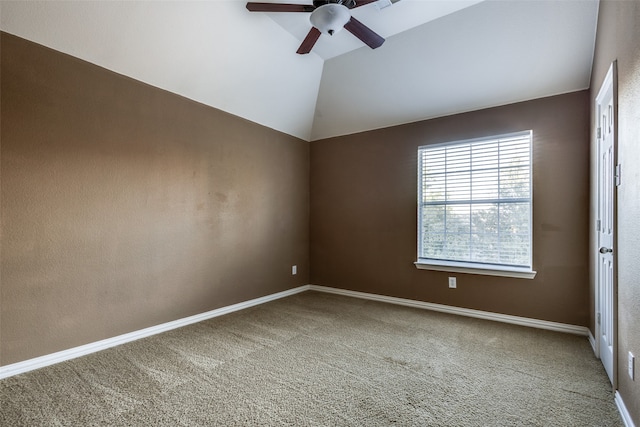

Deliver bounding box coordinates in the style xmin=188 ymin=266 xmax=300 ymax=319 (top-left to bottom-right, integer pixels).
xmin=596 ymin=64 xmax=615 ymax=384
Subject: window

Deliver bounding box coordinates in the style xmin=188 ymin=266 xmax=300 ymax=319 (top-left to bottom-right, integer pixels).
xmin=415 ymin=131 xmax=535 ymax=279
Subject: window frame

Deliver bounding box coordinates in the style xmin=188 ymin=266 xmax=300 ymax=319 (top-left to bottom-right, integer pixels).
xmin=414 ymin=131 xmax=536 ymax=279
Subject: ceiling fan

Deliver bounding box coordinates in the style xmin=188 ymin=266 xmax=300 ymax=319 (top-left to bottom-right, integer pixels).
xmin=246 ymin=0 xmax=386 ymax=54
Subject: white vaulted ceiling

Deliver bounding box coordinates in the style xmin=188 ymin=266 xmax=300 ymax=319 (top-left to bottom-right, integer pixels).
xmin=0 ymin=0 xmax=599 ymax=141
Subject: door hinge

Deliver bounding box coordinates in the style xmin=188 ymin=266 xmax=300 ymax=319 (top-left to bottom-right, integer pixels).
xmin=615 ymin=164 xmax=621 ymax=187
xmin=597 ymin=127 xmax=602 ymax=139
xmin=597 ymin=219 xmax=601 ymax=232
xmin=597 ymin=312 xmax=601 ymax=325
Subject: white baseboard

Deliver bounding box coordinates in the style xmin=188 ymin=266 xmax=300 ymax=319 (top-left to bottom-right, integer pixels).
xmin=308 ymin=285 xmax=590 ymax=336
xmin=1 ymin=282 xmax=631 ymax=424
xmin=0 ymin=283 xmax=594 ymax=380
xmin=0 ymin=285 xmax=310 ymax=380
xmin=588 ymin=329 xmax=598 ymax=355
xmin=312 ymin=285 xmax=637 ymax=427
xmin=616 ymin=391 xmax=637 ymax=427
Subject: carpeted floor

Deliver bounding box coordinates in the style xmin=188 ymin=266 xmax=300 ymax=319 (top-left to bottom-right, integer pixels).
xmin=0 ymin=291 xmax=623 ymax=426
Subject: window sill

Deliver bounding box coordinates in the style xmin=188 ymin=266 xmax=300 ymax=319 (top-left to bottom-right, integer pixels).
xmin=414 ymin=260 xmax=537 ymax=279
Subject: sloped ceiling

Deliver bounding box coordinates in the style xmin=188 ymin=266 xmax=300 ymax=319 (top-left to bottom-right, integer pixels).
xmin=265 ymin=0 xmax=484 ymax=60
xmin=0 ymin=0 xmax=599 ymax=142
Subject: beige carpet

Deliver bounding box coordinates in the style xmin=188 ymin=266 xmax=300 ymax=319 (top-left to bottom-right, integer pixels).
xmin=0 ymin=291 xmax=623 ymax=426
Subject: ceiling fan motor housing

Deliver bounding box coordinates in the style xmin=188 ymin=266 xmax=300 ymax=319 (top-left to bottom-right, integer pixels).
xmin=310 ymin=3 xmax=351 ymax=35
xmin=313 ymin=0 xmax=357 ymax=7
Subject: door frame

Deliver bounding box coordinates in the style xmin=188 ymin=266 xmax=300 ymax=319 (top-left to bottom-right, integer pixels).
xmin=594 ymin=61 xmax=618 ymax=387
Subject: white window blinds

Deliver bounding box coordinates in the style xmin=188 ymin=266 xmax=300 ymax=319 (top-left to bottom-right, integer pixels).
xmin=418 ymin=131 xmax=532 ymax=268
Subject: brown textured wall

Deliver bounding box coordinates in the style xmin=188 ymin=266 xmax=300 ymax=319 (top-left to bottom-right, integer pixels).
xmin=311 ymin=91 xmax=590 ymax=326
xmin=0 ymin=33 xmax=309 ymax=366
xmin=590 ymin=0 xmax=640 ymax=423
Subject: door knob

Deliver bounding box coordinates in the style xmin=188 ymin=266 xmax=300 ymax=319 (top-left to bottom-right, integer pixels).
xmin=599 ymin=247 xmax=613 ymax=254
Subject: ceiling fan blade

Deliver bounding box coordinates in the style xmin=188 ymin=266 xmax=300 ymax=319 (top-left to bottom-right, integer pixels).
xmin=246 ymin=2 xmax=315 ymax=12
xmin=352 ymin=0 xmax=379 ymax=8
xmin=344 ymin=17 xmax=385 ymax=49
xmin=297 ymin=27 xmax=322 ymax=54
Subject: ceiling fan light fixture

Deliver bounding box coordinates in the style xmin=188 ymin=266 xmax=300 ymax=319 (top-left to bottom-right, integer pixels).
xmin=310 ymin=4 xmax=351 ymax=36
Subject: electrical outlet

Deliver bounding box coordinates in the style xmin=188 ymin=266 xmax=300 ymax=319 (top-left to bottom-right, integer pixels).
xmin=292 ymin=265 xmax=297 ymax=275
xmin=629 ymin=352 xmax=635 ymax=380
xmin=448 ymin=277 xmax=456 ymax=289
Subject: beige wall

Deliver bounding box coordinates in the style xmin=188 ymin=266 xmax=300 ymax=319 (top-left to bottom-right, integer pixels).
xmin=311 ymin=91 xmax=590 ymax=326
xmin=0 ymin=33 xmax=310 ymax=366
xmin=590 ymin=0 xmax=640 ymax=423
